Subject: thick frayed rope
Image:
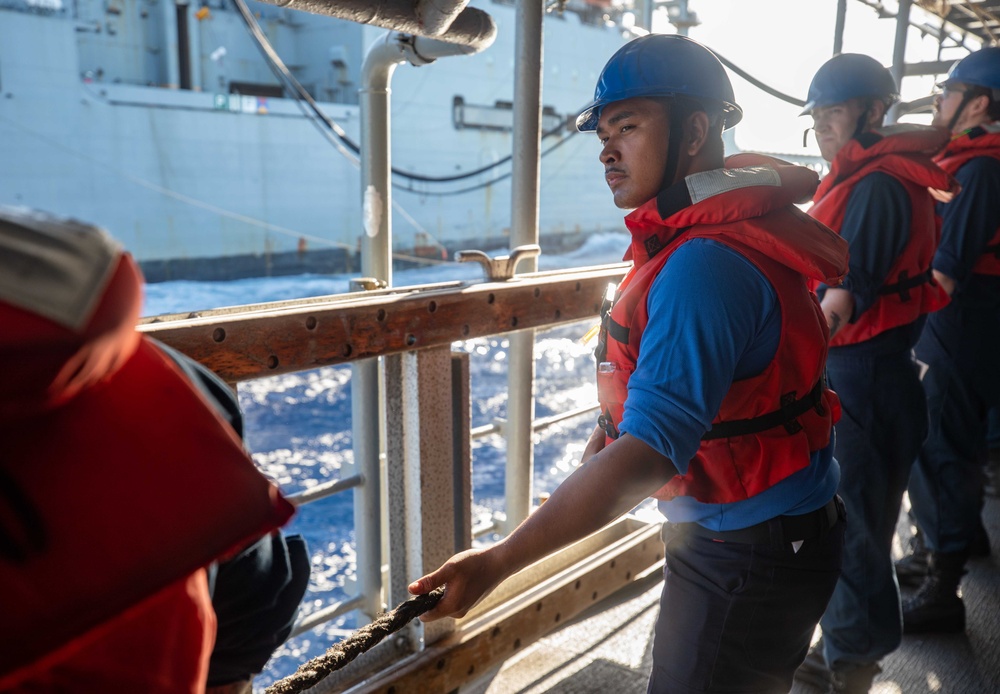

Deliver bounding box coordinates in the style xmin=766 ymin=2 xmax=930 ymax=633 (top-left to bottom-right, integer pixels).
xmin=264 ymin=587 xmax=445 ymax=694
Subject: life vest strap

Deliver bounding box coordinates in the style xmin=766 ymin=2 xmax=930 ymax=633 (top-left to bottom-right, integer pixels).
xmin=701 ymin=379 xmax=825 ymax=441
xmin=607 ymin=316 xmax=630 ymax=345
xmin=877 ymin=268 xmax=932 ymax=302
xmin=984 ymin=242 xmax=1000 ymax=259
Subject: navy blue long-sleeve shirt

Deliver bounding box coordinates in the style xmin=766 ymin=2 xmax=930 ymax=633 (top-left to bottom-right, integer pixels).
xmin=934 ymin=156 xmax=1000 ymax=287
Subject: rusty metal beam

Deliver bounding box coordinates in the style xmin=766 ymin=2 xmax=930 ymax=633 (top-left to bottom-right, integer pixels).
xmin=139 ymin=264 xmax=628 ymax=383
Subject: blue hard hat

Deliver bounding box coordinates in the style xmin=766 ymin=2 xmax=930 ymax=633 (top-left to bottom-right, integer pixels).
xmin=801 ymin=53 xmax=899 ymax=115
xmin=940 ymin=47 xmax=1000 ymax=95
xmin=576 ymin=34 xmax=742 ymax=132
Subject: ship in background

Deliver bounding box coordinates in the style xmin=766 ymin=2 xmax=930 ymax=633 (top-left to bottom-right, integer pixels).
xmin=0 ymin=0 xmax=649 ymax=282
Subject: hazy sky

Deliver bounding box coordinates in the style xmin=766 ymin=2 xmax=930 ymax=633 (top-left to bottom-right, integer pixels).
xmin=657 ymin=0 xmax=981 ymax=154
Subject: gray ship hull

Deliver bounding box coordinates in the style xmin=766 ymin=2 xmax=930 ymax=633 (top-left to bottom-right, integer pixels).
xmin=0 ymin=1 xmax=630 ymax=281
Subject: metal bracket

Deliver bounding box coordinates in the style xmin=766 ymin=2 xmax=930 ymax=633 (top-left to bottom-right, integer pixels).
xmin=454 ymin=244 xmax=541 ymax=281
xmin=351 ymin=277 xmax=389 ymax=291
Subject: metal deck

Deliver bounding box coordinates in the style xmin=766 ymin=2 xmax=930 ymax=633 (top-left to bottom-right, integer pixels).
xmin=465 ymin=493 xmax=1000 ymax=694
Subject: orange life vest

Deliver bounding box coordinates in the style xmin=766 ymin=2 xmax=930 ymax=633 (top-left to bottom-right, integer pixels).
xmin=0 ymin=251 xmax=294 ymax=688
xmin=809 ymin=125 xmax=953 ymax=346
xmin=596 ymin=154 xmax=848 ymax=504
xmin=934 ymin=124 xmax=1000 ymax=276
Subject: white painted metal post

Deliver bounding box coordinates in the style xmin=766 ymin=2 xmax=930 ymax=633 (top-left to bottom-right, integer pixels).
xmin=384 ymin=348 xmax=465 ymax=647
xmin=505 ymin=0 xmax=543 ymax=533
xmin=351 ymin=34 xmax=405 ymax=620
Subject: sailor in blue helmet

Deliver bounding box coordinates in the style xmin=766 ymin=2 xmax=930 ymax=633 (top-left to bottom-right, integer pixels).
xmin=793 ymin=53 xmax=955 ymax=694
xmin=410 ymin=34 xmax=849 ymax=693
xmin=897 ymin=46 xmax=1000 ymax=634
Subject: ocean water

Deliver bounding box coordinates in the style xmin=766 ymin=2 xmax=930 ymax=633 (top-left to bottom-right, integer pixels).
xmin=142 ymin=232 xmax=652 ymax=690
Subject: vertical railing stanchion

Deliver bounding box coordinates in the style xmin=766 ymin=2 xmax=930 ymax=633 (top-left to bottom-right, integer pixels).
xmin=350 ymin=281 xmax=385 ymax=621
xmin=452 ymin=352 xmax=473 ymax=553
xmin=504 ymin=0 xmax=544 ymax=534
xmin=385 ymin=347 xmax=462 ymax=648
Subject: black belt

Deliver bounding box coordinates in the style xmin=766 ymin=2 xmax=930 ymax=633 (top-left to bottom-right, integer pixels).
xmin=672 ymin=495 xmax=844 ymax=545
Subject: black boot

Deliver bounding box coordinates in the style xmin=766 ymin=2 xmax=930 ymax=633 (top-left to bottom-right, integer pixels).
xmin=794 ymin=639 xmax=832 ymax=691
xmin=895 ymin=529 xmax=928 ymax=588
xmin=831 ymin=661 xmax=882 ymax=694
xmin=969 ymin=519 xmax=991 ymax=558
xmin=902 ymin=551 xmax=967 ymax=634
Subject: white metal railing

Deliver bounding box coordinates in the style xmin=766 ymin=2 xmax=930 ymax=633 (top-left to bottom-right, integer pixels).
xmin=281 ymin=384 xmax=599 ymax=634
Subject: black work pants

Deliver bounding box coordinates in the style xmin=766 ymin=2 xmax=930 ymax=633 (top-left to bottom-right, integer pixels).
xmin=647 ymin=510 xmax=844 ymax=694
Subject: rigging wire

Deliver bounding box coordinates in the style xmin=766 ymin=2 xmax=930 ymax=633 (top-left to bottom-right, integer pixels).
xmin=232 ymin=0 xmax=577 ymax=187
xmin=711 ymin=51 xmax=807 ymax=108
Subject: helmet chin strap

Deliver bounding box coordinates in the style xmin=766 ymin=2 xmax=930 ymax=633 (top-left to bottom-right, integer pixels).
xmin=660 ymin=105 xmax=686 ymax=192
xmin=852 ymin=101 xmax=873 ymax=139
xmin=948 ymin=91 xmax=977 ymax=133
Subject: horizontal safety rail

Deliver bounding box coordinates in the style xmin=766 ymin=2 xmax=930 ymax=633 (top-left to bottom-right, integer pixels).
xmin=284 ymin=474 xmax=363 ymax=507
xmin=140 ymin=263 xmax=628 ymax=383
xmin=470 ymin=402 xmax=599 ymax=440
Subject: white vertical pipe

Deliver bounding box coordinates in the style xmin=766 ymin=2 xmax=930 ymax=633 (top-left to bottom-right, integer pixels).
xmin=504 ymin=0 xmax=543 ymax=533
xmin=351 ymin=33 xmax=405 ymax=619
xmin=360 ymin=32 xmax=403 ymax=284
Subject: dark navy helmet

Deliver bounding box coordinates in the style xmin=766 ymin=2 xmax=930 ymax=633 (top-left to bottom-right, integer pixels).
xmin=801 ymin=53 xmax=899 ymax=115
xmin=939 ymin=47 xmax=1000 ymax=97
xmin=576 ymin=34 xmax=743 ymax=132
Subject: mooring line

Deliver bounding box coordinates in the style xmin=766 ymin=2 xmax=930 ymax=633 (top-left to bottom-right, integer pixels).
xmin=264 ymin=587 xmax=445 ymax=694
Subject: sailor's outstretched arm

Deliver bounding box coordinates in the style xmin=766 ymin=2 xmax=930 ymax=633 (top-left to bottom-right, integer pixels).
xmin=408 ymin=433 xmax=678 ymax=621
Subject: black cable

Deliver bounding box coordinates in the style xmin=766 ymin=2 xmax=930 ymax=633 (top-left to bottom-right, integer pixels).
xmin=712 ymin=51 xmax=807 ymax=108
xmin=233 ymin=0 xmax=579 ymax=185
xmin=232 ymin=0 xmax=360 ymax=156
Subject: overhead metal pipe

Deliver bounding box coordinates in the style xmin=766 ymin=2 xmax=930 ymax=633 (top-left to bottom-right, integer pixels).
xmin=256 ymin=0 xmax=496 ymax=48
xmin=417 ymin=0 xmax=471 ymax=36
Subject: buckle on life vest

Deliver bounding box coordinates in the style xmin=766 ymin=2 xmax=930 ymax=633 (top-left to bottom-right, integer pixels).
xmin=780 ymin=392 xmax=804 ymax=435
xmin=597 ymin=410 xmax=619 ymax=440
xmin=877 ymin=269 xmax=932 ymax=302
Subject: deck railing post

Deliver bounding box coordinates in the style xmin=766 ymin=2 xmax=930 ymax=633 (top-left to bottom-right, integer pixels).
xmin=384 ymin=346 xmax=465 ymax=647
xmin=504 ymin=0 xmax=544 ymax=534
xmin=351 ymin=282 xmax=386 ymax=621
